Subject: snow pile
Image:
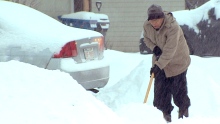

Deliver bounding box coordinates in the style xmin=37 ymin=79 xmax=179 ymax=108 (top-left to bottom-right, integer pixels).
xmin=0 ymin=60 xmax=123 ymax=124
xmin=173 ymin=0 xmax=220 ymax=33
xmin=0 ymin=1 xmax=102 ymax=53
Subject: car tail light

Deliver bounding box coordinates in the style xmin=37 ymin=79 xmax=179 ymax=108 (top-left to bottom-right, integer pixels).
xmin=94 ymin=37 xmax=104 ymax=51
xmin=53 ymin=41 xmax=78 ymax=58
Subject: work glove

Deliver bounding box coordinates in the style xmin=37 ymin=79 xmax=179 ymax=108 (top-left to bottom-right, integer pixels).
xmin=153 ymin=46 xmax=162 ymax=56
xmin=150 ymin=65 xmax=161 ymax=78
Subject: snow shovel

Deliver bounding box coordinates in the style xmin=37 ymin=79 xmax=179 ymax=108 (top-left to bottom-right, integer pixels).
xmin=143 ymin=73 xmax=154 ymax=103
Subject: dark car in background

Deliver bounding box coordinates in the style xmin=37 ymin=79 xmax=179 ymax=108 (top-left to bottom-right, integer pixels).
xmin=140 ymin=0 xmax=220 ymax=57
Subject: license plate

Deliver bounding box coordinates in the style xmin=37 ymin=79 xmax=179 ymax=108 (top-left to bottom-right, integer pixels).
xmin=84 ymin=48 xmax=94 ymax=60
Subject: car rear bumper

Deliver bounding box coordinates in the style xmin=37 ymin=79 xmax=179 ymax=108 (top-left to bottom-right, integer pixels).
xmin=47 ymin=57 xmax=110 ymax=89
xmin=70 ymin=65 xmax=109 ymax=89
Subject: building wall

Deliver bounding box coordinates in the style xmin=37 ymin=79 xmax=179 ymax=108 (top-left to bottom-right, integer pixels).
xmin=36 ymin=0 xmax=185 ymax=52
xmin=91 ymin=0 xmax=185 ymax=52
xmin=36 ymin=0 xmax=72 ymax=20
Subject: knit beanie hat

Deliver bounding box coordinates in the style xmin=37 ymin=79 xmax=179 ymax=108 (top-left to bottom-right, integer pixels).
xmin=147 ymin=4 xmax=165 ymax=21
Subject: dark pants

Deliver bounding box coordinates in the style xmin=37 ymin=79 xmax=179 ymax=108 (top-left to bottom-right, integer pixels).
xmin=153 ymin=70 xmax=190 ymax=114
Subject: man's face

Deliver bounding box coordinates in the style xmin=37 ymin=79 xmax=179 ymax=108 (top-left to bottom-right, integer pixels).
xmin=149 ymin=18 xmax=164 ymax=30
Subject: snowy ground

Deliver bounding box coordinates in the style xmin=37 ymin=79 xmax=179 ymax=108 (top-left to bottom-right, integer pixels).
xmin=96 ymin=50 xmax=220 ymax=124
xmin=1 ymin=0 xmax=220 ymax=123
xmin=1 ymin=50 xmax=220 ymax=124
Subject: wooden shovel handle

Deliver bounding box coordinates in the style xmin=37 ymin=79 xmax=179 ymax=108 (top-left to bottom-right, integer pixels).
xmin=144 ymin=73 xmax=154 ymax=103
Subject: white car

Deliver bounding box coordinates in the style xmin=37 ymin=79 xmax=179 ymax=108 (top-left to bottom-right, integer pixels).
xmin=0 ymin=1 xmax=109 ymax=90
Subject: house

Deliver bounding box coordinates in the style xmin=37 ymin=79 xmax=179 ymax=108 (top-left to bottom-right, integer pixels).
xmin=7 ymin=0 xmax=207 ymax=52
xmin=89 ymin=0 xmax=185 ymax=52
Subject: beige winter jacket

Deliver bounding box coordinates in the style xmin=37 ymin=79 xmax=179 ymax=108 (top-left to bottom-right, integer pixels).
xmin=143 ymin=12 xmax=191 ymax=77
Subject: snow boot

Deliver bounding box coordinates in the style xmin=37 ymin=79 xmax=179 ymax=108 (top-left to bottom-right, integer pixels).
xmin=178 ymin=108 xmax=189 ymax=119
xmin=163 ymin=112 xmax=171 ymax=123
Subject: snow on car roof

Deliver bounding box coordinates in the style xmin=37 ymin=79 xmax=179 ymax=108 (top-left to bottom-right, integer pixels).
xmin=0 ymin=1 xmax=102 ymax=53
xmin=61 ymin=11 xmax=109 ymax=22
xmin=61 ymin=11 xmax=98 ymax=20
